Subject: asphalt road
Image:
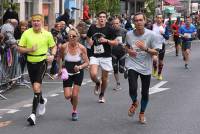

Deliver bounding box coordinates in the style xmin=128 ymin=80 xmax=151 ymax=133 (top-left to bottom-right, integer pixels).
xmin=0 ymin=41 xmax=200 ymax=134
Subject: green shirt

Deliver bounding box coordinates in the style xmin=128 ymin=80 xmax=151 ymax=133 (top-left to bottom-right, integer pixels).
xmin=19 ymin=28 xmax=55 ymax=62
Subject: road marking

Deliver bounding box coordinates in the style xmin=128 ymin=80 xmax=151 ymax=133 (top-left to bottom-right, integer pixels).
xmin=86 ymin=80 xmax=92 ymax=83
xmin=0 ymin=121 xmax=12 ymax=128
xmin=82 ymin=82 xmax=87 ymax=85
xmin=49 ymin=93 xmax=59 ymax=97
xmin=150 ymin=81 xmax=170 ymax=94
xmin=0 ymin=109 xmax=20 ymax=114
xmin=23 ymin=104 xmax=32 ymax=108
xmin=6 ymin=109 xmax=20 ymax=114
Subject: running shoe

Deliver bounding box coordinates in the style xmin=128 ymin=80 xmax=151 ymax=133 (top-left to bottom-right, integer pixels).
xmin=38 ymin=98 xmax=47 ymax=115
xmin=157 ymin=74 xmax=163 ymax=80
xmin=152 ymin=69 xmax=157 ymax=77
xmin=27 ymin=113 xmax=36 ymax=125
xmin=113 ymin=83 xmax=122 ymax=91
xmin=185 ymin=64 xmax=189 ymax=69
xmin=124 ymin=69 xmax=128 ymax=79
xmin=72 ymin=112 xmax=78 ymax=121
xmin=94 ymin=82 xmax=101 ymax=95
xmin=139 ymin=112 xmax=146 ymax=124
xmin=128 ymin=101 xmax=138 ymax=117
xmin=98 ymin=96 xmax=105 ymax=103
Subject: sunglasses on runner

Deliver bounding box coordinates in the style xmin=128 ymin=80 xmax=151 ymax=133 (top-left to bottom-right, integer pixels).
xmin=69 ymin=35 xmax=77 ymax=39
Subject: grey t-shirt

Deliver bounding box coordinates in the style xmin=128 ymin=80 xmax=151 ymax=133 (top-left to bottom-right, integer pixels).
xmin=125 ymin=28 xmax=161 ymax=75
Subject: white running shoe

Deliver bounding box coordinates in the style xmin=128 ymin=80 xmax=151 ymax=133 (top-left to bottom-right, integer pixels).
xmin=27 ymin=113 xmax=36 ymax=125
xmin=94 ymin=82 xmax=101 ymax=96
xmin=38 ymin=98 xmax=47 ymax=115
xmin=98 ymin=96 xmax=105 ymax=103
xmin=113 ymin=83 xmax=122 ymax=91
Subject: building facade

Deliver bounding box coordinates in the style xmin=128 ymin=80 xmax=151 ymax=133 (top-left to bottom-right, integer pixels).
xmin=120 ymin=0 xmax=145 ymax=16
xmin=0 ymin=0 xmax=65 ymax=29
xmin=64 ymin=0 xmax=84 ymax=22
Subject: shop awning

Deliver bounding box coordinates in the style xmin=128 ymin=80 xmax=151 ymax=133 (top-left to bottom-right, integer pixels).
xmin=164 ymin=6 xmax=175 ymax=14
xmin=164 ymin=0 xmax=180 ymax=5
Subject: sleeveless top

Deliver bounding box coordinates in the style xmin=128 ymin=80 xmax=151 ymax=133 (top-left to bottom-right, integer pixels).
xmin=64 ymin=43 xmax=82 ymax=74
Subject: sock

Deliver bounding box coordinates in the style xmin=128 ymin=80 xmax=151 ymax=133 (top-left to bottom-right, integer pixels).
xmin=39 ymin=92 xmax=44 ymax=104
xmin=96 ymin=80 xmax=100 ymax=86
xmin=99 ymin=92 xmax=104 ymax=98
xmin=32 ymin=93 xmax=41 ymax=114
xmin=158 ymin=64 xmax=163 ymax=75
xmin=153 ymin=61 xmax=157 ymax=72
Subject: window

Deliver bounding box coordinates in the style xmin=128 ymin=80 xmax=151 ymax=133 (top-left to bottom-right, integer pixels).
xmin=25 ymin=1 xmax=33 ymax=21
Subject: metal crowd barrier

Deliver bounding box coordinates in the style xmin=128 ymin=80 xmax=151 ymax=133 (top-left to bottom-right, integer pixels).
xmin=0 ymin=45 xmax=30 ymax=100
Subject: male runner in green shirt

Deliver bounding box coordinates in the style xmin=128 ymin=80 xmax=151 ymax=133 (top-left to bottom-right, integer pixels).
xmin=17 ymin=14 xmax=56 ymax=125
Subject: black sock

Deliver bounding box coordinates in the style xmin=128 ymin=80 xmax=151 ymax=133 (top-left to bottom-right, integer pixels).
xmin=40 ymin=92 xmax=44 ymax=104
xmin=96 ymin=80 xmax=100 ymax=86
xmin=32 ymin=93 xmax=41 ymax=114
xmin=99 ymin=92 xmax=104 ymax=98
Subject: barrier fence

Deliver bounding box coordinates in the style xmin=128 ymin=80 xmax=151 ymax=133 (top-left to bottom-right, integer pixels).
xmin=0 ymin=43 xmax=29 ymax=100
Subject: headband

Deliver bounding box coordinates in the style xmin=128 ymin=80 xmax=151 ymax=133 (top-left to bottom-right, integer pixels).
xmin=31 ymin=14 xmax=43 ymax=21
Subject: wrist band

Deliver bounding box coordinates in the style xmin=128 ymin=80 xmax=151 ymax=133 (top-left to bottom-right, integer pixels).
xmin=145 ymin=48 xmax=149 ymax=52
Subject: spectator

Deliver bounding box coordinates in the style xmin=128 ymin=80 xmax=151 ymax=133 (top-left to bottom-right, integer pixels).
xmin=57 ymin=8 xmax=70 ymax=25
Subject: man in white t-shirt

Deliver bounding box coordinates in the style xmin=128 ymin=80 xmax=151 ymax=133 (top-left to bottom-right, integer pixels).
xmin=125 ymin=12 xmax=161 ymax=124
xmin=152 ymin=14 xmax=169 ymax=80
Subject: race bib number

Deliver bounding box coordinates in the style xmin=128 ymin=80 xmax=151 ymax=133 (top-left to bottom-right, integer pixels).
xmin=94 ymin=44 xmax=105 ymax=54
xmin=116 ymin=36 xmax=123 ymax=44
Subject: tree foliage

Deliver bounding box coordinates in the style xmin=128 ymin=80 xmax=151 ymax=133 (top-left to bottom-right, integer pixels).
xmin=144 ymin=0 xmax=155 ymax=18
xmin=87 ymin=0 xmax=120 ymax=16
xmin=3 ymin=0 xmax=20 ymax=11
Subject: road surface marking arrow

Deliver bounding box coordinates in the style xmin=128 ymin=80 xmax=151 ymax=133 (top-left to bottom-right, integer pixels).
xmin=150 ymin=81 xmax=170 ymax=95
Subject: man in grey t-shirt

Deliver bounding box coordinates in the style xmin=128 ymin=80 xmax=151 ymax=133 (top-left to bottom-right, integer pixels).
xmin=125 ymin=12 xmax=161 ymax=124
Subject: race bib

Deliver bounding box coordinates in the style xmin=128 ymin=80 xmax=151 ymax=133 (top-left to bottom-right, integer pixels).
xmin=184 ymin=33 xmax=192 ymax=38
xmin=116 ymin=36 xmax=123 ymax=44
xmin=94 ymin=44 xmax=104 ymax=54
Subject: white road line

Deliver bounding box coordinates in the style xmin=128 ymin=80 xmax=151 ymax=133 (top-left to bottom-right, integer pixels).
xmin=7 ymin=109 xmax=20 ymax=114
xmin=0 ymin=116 xmax=2 ymax=119
xmin=150 ymin=81 xmax=170 ymax=94
xmin=0 ymin=109 xmax=21 ymax=114
xmin=22 ymin=104 xmax=32 ymax=108
xmin=49 ymin=93 xmax=59 ymax=97
xmin=86 ymin=80 xmax=92 ymax=83
xmin=82 ymin=82 xmax=87 ymax=85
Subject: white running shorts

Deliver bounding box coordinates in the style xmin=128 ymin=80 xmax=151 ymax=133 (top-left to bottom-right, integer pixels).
xmin=90 ymin=57 xmax=113 ymax=71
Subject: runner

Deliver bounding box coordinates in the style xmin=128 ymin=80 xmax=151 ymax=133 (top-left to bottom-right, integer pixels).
xmin=111 ymin=17 xmax=127 ymax=90
xmin=179 ymin=16 xmax=197 ymax=69
xmin=125 ymin=12 xmax=161 ymax=124
xmin=87 ymin=11 xmax=118 ymax=103
xmin=59 ymin=29 xmax=89 ymax=121
xmin=171 ymin=17 xmax=183 ymax=56
xmin=17 ymin=14 xmax=56 ymax=125
xmin=152 ymin=14 xmax=169 ymax=80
